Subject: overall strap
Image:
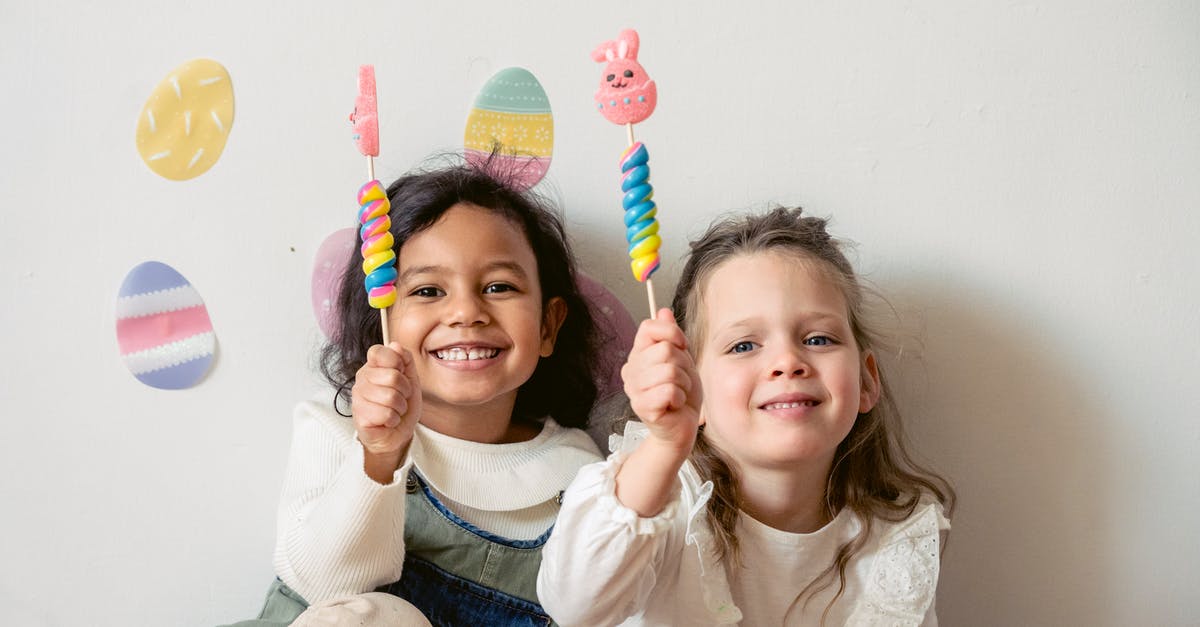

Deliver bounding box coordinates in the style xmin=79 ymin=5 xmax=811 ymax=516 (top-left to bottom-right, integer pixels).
xmin=402 ymin=471 xmax=551 ymax=604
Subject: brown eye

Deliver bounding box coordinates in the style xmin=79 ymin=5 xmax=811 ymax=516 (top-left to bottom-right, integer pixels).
xmin=623 ymin=70 xmax=634 ymax=78
xmin=606 ymin=74 xmax=615 ymax=81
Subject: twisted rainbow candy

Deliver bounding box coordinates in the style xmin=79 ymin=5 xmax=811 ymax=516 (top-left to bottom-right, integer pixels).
xmin=620 ymin=142 xmax=660 ymax=282
xmin=357 ymin=180 xmax=397 ymax=309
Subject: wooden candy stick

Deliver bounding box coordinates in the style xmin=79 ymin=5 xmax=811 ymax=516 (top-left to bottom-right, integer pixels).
xmin=350 ymin=65 xmax=396 ymax=345
xmin=592 ymin=29 xmax=661 ymax=318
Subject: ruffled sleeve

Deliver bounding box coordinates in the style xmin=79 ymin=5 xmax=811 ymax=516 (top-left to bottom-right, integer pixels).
xmin=540 ymin=421 xmax=742 ymax=626
xmin=847 ymin=500 xmax=950 ymax=627
xmin=537 ymin=444 xmax=684 ymax=626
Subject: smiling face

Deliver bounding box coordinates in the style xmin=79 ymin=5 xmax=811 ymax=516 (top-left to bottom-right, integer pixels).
xmin=601 ymin=59 xmax=642 ymax=90
xmin=693 ymin=251 xmax=879 ymax=473
xmin=389 ymin=203 xmax=564 ymax=434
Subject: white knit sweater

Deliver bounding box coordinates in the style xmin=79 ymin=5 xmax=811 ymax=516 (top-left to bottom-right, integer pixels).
xmin=272 ymin=396 xmax=602 ymax=604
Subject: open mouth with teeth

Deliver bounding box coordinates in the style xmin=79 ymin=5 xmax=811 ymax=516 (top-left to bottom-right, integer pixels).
xmin=434 ymin=347 xmax=501 ymax=361
xmin=761 ymin=400 xmax=820 ymax=410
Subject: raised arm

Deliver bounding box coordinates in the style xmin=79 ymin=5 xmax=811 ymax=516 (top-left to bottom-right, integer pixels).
xmin=274 ymin=342 xmax=422 ymax=603
xmin=538 ymin=310 xmax=703 ymax=625
xmin=614 ymin=308 xmax=702 ymax=516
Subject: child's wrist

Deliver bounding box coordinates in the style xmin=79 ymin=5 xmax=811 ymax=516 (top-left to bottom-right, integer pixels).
xmin=616 ymin=435 xmax=690 ymax=518
xmin=641 ymin=432 xmax=694 ymax=467
xmin=362 ymin=444 xmax=408 ymax=485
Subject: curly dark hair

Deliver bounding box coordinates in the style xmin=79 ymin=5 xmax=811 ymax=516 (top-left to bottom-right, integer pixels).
xmin=321 ymin=156 xmax=600 ymax=429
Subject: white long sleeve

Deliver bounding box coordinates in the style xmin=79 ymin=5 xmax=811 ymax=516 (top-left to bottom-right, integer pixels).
xmin=273 ymin=399 xmax=411 ymax=604
xmin=273 ymin=397 xmax=603 ymax=606
xmin=538 ymin=448 xmax=741 ymax=627
xmin=537 ymin=454 xmax=680 ymax=626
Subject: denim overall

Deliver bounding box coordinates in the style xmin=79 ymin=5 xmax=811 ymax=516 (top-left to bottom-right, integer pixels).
xmin=226 ymin=470 xmax=556 ymax=627
xmin=378 ymin=472 xmax=555 ymax=626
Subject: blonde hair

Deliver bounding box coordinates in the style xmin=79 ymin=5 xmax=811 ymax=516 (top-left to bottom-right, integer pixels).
xmin=672 ymin=206 xmax=954 ymax=619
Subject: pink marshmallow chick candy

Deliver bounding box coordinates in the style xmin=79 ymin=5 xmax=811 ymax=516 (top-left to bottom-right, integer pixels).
xmin=592 ymin=29 xmax=658 ymax=125
xmin=350 ymin=65 xmax=379 ymax=157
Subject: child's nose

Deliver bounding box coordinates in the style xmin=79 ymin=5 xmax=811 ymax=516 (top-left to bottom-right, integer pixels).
xmin=768 ymin=348 xmax=809 ymax=378
xmin=447 ymin=292 xmax=489 ymax=326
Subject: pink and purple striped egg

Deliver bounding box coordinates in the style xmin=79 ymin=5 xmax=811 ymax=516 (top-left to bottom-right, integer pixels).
xmin=115 ymin=261 xmax=216 ymax=389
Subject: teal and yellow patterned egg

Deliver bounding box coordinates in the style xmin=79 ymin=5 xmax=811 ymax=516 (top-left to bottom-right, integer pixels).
xmin=464 ymin=67 xmax=552 ymax=189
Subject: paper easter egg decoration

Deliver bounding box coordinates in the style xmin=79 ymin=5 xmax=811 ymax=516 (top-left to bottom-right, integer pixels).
xmin=311 ymin=227 xmax=357 ymax=338
xmin=115 ymin=261 xmax=216 ymax=389
xmin=464 ymin=67 xmax=553 ymax=189
xmin=135 ymin=59 xmax=235 ymax=181
xmin=592 ymin=29 xmax=657 ymax=125
xmin=577 ymin=273 xmax=637 ymax=400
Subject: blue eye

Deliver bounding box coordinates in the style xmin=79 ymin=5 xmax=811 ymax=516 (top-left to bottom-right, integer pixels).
xmin=804 ymin=336 xmax=833 ymax=346
xmin=730 ymin=341 xmax=757 ymax=354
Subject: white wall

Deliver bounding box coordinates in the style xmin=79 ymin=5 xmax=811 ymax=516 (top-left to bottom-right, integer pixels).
xmin=2 ymin=1 xmax=1197 ymax=625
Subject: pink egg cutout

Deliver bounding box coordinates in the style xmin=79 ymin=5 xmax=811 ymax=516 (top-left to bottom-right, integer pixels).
xmin=311 ymin=227 xmax=357 ymax=338
xmin=115 ymin=261 xmax=216 ymax=390
xmin=578 ymin=273 xmax=636 ymax=401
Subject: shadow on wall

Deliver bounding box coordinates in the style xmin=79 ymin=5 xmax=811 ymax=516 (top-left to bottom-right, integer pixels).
xmin=883 ymin=275 xmax=1113 ymax=627
xmin=569 ymin=235 xmax=1118 ymax=624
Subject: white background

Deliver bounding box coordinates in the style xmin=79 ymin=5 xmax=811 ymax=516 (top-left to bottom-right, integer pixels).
xmin=2 ymin=1 xmax=1197 ymax=625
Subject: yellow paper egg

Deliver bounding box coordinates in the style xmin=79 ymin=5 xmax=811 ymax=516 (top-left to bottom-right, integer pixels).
xmin=135 ymin=59 xmax=234 ymax=181
xmin=464 ymin=67 xmax=552 ymax=188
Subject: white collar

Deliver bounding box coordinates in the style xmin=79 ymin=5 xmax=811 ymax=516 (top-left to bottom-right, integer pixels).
xmin=410 ymin=418 xmax=600 ymax=511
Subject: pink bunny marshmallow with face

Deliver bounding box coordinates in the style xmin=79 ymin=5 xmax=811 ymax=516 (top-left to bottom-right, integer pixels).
xmin=592 ymin=29 xmax=657 ymax=125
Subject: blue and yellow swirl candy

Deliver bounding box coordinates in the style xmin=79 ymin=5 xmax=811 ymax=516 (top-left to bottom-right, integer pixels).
xmin=620 ymin=142 xmax=660 ymax=282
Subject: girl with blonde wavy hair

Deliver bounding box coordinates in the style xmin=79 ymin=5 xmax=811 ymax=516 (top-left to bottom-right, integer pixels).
xmin=539 ymin=206 xmax=955 ymax=626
